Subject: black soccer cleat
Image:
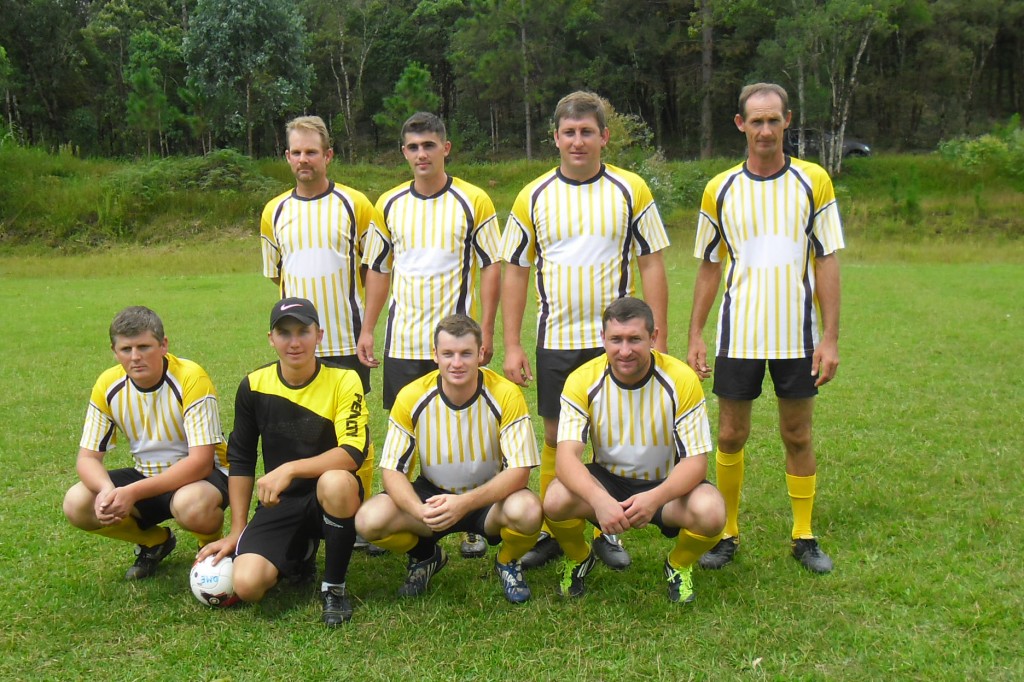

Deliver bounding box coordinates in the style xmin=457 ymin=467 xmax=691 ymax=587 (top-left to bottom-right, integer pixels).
xmin=592 ymin=533 xmax=631 ymax=571
xmin=557 ymin=551 xmax=597 ymax=598
xmin=397 ymin=545 xmax=448 ymax=597
xmin=698 ymin=536 xmax=738 ymax=570
xmin=520 ymin=532 xmax=563 ymax=570
xmin=664 ymin=560 xmax=696 ymax=604
xmin=125 ymin=529 xmax=176 ymax=580
xmin=321 ymin=585 xmax=353 ymax=626
xmin=460 ymin=533 xmax=487 ymax=559
xmin=791 ymin=538 xmax=833 ymax=574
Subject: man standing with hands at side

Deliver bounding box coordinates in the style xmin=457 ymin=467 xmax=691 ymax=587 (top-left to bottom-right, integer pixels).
xmin=501 ymin=91 xmax=671 ymax=572
xmin=358 ymin=112 xmax=502 ymax=560
xmin=687 ymin=83 xmax=843 ymax=574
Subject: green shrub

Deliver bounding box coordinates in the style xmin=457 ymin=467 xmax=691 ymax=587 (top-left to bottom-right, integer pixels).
xmin=95 ymin=150 xmax=281 ymax=239
xmin=939 ymin=115 xmax=1024 ymax=178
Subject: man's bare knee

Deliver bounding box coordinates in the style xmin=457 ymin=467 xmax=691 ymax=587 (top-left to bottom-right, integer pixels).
xmin=63 ymin=483 xmax=99 ymax=529
xmin=354 ymin=495 xmax=395 ymax=540
xmin=232 ymin=554 xmax=277 ymax=603
xmin=687 ymin=486 xmax=726 ymax=536
xmin=317 ymin=470 xmax=360 ymax=517
xmin=171 ymin=483 xmax=222 ymax=530
xmin=503 ymin=489 xmax=543 ymax=531
xmin=542 ymin=481 xmax=573 ymax=521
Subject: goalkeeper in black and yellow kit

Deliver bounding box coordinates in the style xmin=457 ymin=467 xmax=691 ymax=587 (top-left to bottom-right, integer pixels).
xmin=198 ymin=298 xmax=371 ymax=627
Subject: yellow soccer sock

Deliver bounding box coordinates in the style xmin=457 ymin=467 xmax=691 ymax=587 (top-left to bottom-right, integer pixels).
xmin=545 ymin=517 xmax=589 ymax=563
xmin=373 ymin=531 xmax=419 ymax=554
xmin=787 ymin=473 xmax=816 ymax=539
xmin=497 ymin=526 xmax=541 ymax=564
xmin=358 ymin=441 xmax=376 ymax=495
xmin=669 ymin=528 xmax=724 ymax=569
xmin=191 ymin=530 xmax=222 ymax=549
xmin=539 ymin=443 xmax=556 ymax=535
xmin=90 ymin=517 xmax=169 ymax=547
xmin=716 ymin=448 xmax=745 ymax=539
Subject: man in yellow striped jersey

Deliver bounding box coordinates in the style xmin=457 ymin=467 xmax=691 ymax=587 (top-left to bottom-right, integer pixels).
xmin=356 ymin=315 xmax=542 ymax=603
xmin=687 ymin=83 xmax=843 ymax=574
xmin=261 ymin=115 xmax=383 ymax=397
xmin=501 ymin=91 xmax=671 ymax=571
xmin=261 ymin=115 xmax=383 ymax=553
xmin=63 ymin=306 xmax=229 ymax=580
xmin=544 ymin=297 xmax=725 ymax=602
xmin=198 ymin=298 xmax=370 ymax=626
xmin=358 ymin=112 xmax=502 ymax=560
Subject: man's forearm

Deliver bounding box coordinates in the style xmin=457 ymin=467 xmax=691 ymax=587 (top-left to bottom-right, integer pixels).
xmin=226 ymin=475 xmax=255 ymax=534
xmin=501 ymin=264 xmax=530 ymax=346
xmin=362 ymin=270 xmax=391 ymax=332
xmin=125 ymin=446 xmax=215 ymax=500
xmin=381 ymin=468 xmax=423 ymax=518
xmin=815 ymin=253 xmax=841 ymax=343
xmin=454 ymin=466 xmax=530 ymax=512
xmin=688 ymin=260 xmax=722 ymax=339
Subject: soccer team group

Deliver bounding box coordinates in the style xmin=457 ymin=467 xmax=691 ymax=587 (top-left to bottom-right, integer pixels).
xmin=62 ymin=83 xmax=844 ymax=627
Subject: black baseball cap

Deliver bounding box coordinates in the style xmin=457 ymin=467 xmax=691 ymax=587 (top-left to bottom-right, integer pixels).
xmin=270 ymin=297 xmax=320 ymax=329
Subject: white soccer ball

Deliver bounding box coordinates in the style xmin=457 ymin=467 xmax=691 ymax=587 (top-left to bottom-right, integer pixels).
xmin=190 ymin=555 xmax=239 ymax=607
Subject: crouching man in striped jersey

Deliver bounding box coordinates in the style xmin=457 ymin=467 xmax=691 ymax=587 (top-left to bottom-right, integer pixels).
xmin=63 ymin=305 xmax=229 ymax=581
xmin=543 ymin=297 xmax=725 ymax=603
xmin=356 ymin=315 xmax=542 ymax=603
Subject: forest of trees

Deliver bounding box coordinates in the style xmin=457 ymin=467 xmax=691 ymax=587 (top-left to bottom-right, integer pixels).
xmin=1 ymin=0 xmax=1021 ymax=172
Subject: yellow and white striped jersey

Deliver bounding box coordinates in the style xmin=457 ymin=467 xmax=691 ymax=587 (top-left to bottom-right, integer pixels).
xmin=80 ymin=354 xmax=228 ymax=477
xmin=379 ymin=368 xmax=539 ymax=493
xmin=364 ymin=176 xmax=501 ymax=360
xmin=261 ymin=181 xmax=384 ymax=356
xmin=694 ymin=157 xmax=845 ymax=359
xmin=558 ymin=351 xmax=711 ymax=481
xmin=501 ymin=164 xmax=670 ymax=350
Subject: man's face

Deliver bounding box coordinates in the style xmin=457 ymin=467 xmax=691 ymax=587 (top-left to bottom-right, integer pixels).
xmin=112 ymin=332 xmax=168 ymax=390
xmin=402 ymin=132 xmax=450 ymax=186
xmin=268 ymin=318 xmax=323 ymax=374
xmin=285 ymin=129 xmax=333 ymax=188
xmin=601 ymin=317 xmax=656 ymax=385
xmin=554 ymin=114 xmax=609 ymax=180
xmin=735 ymin=92 xmax=791 ymax=163
xmin=433 ymin=330 xmax=482 ymax=394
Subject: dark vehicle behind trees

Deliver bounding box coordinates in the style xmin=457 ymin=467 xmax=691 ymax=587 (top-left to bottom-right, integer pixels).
xmin=785 ymin=129 xmax=872 ymax=159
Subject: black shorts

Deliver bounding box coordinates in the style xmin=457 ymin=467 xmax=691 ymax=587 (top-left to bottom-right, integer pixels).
xmin=404 ymin=477 xmax=501 ymax=545
xmin=382 ymin=357 xmax=437 ymax=410
xmin=585 ymin=463 xmax=714 ymax=538
xmin=320 ymin=354 xmax=372 ymax=394
xmin=236 ymin=476 xmax=366 ymax=572
xmin=536 ymin=347 xmax=605 ymax=418
xmin=109 ymin=467 xmax=229 ymax=530
xmin=712 ymin=356 xmax=818 ymax=400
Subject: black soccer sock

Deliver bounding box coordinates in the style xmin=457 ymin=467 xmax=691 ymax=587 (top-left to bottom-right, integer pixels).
xmin=408 ymin=536 xmax=438 ymax=562
xmin=321 ymin=511 xmax=357 ymax=586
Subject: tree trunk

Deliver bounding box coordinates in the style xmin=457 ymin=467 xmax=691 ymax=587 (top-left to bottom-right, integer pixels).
xmin=700 ymin=0 xmax=713 ymax=159
xmin=520 ymin=0 xmax=532 ymax=160
xmin=246 ymin=82 xmax=253 ymax=157
xmin=797 ymin=55 xmax=806 ymax=159
xmin=827 ymin=23 xmax=872 ymax=176
xmin=490 ymin=104 xmax=498 ymax=153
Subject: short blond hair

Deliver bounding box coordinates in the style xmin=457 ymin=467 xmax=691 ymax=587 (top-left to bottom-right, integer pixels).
xmin=285 ymin=115 xmax=331 ymax=150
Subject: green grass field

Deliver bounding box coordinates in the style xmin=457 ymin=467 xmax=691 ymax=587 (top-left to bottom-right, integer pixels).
xmin=0 ymin=235 xmax=1021 ymax=681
